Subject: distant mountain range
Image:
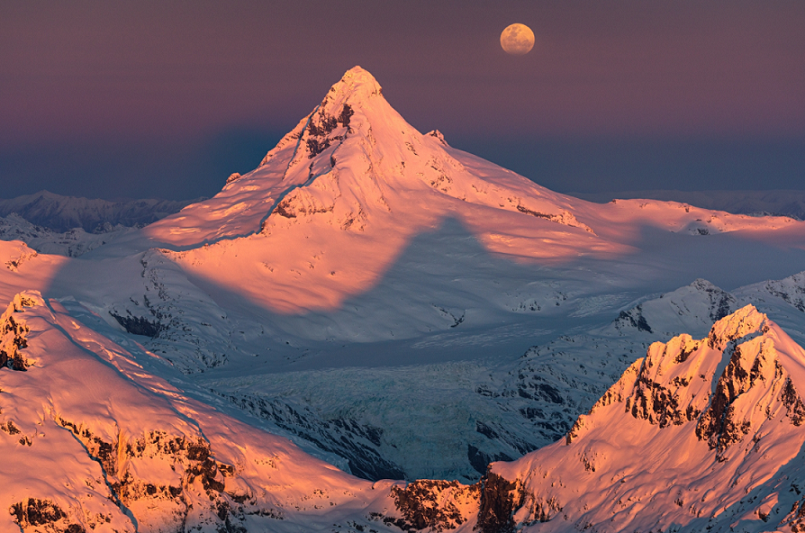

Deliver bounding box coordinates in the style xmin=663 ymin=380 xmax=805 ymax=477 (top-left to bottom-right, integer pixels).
xmin=574 ymin=189 xmax=805 ymax=220
xmin=0 ymin=190 xmax=198 ymax=232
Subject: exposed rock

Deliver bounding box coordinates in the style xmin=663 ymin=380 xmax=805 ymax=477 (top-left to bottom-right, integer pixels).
xmin=55 ymin=417 xmax=245 ymax=532
xmin=0 ymin=292 xmax=39 ymax=370
xmin=477 ymin=472 xmax=520 ymax=533
xmin=467 ymin=445 xmax=514 ymax=477
xmin=109 ymin=311 xmax=162 ymax=337
xmin=391 ymin=479 xmax=477 ymax=532
xmin=10 ymin=498 xmax=85 ymax=533
xmin=426 ymin=130 xmax=448 ymax=146
xmin=616 ymin=305 xmax=653 ymax=333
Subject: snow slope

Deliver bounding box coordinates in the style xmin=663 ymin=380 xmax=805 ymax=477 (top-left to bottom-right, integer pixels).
xmin=576 ymin=189 xmax=805 ymax=221
xmin=484 ymin=305 xmax=805 ymax=532
xmin=0 ymin=291 xmax=415 ymax=532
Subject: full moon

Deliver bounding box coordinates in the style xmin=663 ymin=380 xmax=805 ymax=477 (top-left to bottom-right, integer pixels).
xmin=500 ymin=23 xmax=535 ymax=55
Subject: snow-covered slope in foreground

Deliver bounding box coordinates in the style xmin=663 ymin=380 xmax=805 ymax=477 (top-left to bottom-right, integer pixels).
xmin=0 ymin=292 xmax=412 ymax=532
xmin=479 ymin=305 xmax=805 ymax=533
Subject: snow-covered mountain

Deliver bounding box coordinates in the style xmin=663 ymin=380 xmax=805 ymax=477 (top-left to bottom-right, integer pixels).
xmin=0 ymin=290 xmax=408 ymax=532
xmin=3 ymin=66 xmax=805 ymax=532
xmin=0 ymin=191 xmax=195 ymax=232
xmin=144 ymin=67 xmax=802 ymax=323
xmin=481 ymin=305 xmax=805 ymax=532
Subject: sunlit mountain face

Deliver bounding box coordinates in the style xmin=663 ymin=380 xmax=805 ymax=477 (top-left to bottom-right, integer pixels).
xmin=2 ymin=67 xmax=805 ymax=533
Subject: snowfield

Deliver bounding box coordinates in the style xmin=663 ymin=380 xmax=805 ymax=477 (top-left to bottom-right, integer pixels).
xmin=2 ymin=67 xmax=805 ymax=532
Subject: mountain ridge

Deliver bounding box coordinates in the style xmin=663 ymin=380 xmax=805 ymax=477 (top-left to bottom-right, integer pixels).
xmin=0 ymin=190 xmax=196 ymax=233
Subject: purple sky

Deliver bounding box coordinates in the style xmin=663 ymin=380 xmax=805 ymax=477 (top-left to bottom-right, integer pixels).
xmin=2 ymin=1 xmax=804 ymax=200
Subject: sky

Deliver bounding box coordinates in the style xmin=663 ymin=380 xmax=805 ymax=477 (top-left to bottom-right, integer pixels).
xmin=1 ymin=1 xmax=804 ymax=200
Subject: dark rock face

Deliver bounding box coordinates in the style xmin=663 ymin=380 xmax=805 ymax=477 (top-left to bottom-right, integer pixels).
xmin=304 ymin=103 xmax=352 ymax=158
xmin=467 ymin=445 xmax=514 ymax=477
xmin=624 ymin=370 xmax=698 ymax=429
xmin=337 ymin=103 xmax=354 ymax=129
xmin=616 ymin=305 xmax=652 ymax=333
xmin=426 ymin=130 xmax=448 ymax=146
xmin=696 ymin=344 xmax=754 ymax=456
xmin=109 ymin=311 xmax=162 ymax=337
xmin=11 ymin=498 xmax=85 ymax=532
xmin=0 ymin=294 xmax=36 ymax=370
xmin=782 ymin=379 xmax=805 ymax=426
xmin=370 ymin=471 xmax=523 ymax=533
xmin=391 ymin=480 xmax=476 ymax=532
xmin=0 ymin=313 xmax=29 ymax=369
xmin=477 ymin=473 xmax=520 ymax=533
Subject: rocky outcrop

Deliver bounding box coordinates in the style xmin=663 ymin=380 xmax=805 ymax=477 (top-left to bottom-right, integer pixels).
xmin=375 ymin=471 xmax=521 ymax=533
xmin=488 ymin=305 xmax=805 ymax=532
xmin=11 ymin=498 xmax=85 ymax=533
xmin=388 ymin=480 xmax=478 ymax=532
xmin=4 ymin=243 xmax=37 ymax=271
xmin=0 ymin=292 xmax=39 ymax=370
xmin=54 ymin=417 xmax=255 ymax=532
xmin=109 ymin=311 xmax=163 ymax=337
xmin=476 ymin=472 xmax=521 ymax=533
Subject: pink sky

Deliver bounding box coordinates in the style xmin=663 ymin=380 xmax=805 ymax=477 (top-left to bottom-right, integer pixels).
xmin=1 ymin=1 xmax=803 ymax=198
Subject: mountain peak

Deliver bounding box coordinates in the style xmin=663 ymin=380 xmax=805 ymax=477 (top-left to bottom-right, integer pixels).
xmin=149 ymin=65 xmax=599 ymax=247
xmin=330 ymin=66 xmax=383 ymax=99
xmin=707 ymin=303 xmax=768 ymax=349
xmin=311 ymin=66 xmax=384 ymax=123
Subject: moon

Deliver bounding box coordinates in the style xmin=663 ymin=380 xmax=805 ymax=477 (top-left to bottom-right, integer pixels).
xmin=500 ymin=23 xmax=535 ymax=55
